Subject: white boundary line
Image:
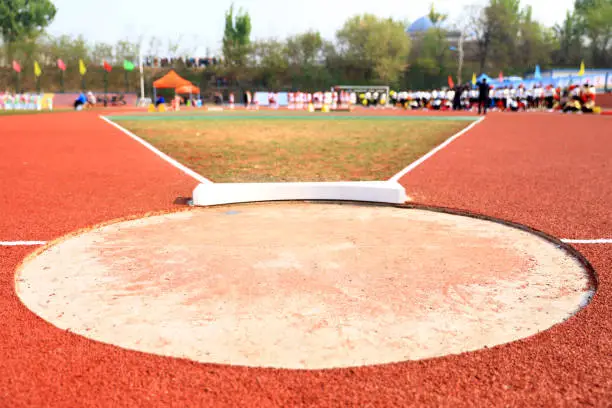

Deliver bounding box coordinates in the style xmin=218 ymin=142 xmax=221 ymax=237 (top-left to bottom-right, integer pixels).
xmin=99 ymin=116 xmax=213 ymax=185
xmin=1 ymin=241 xmax=47 ymax=246
xmin=561 ymin=238 xmax=612 ymax=244
xmin=388 ymin=116 xmax=486 ymax=182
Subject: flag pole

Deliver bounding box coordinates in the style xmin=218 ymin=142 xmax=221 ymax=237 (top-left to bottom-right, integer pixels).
xmin=139 ymin=51 xmax=145 ymax=102
xmin=104 ymin=70 xmax=108 ymax=107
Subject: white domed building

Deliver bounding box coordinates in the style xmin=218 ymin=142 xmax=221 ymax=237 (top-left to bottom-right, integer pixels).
xmin=406 ymin=15 xmax=462 ymax=45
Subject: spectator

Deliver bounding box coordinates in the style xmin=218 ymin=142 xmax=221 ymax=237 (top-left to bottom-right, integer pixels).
xmin=477 ymin=79 xmax=490 ymax=115
xmin=74 ymin=92 xmax=87 ymax=110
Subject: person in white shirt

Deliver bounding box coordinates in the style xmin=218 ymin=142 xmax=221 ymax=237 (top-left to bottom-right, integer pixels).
xmin=543 ymin=85 xmax=555 ymax=110
xmin=364 ymin=91 xmax=372 ymax=107
xmin=86 ymin=91 xmax=96 ymax=109
xmin=469 ymin=88 xmax=478 ymax=108
xmin=526 ymin=86 xmax=534 ymax=110
xmin=372 ymin=91 xmax=379 ymax=107
xmin=534 ymin=85 xmax=543 ymax=109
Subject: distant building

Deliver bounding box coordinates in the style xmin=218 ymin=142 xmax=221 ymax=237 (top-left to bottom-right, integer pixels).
xmin=406 ymin=16 xmax=462 ymax=46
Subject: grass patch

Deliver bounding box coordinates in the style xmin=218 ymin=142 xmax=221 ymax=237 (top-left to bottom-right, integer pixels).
xmin=115 ymin=118 xmax=471 ymax=182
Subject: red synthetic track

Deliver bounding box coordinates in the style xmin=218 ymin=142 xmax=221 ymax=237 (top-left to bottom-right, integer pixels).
xmin=1 ymin=110 xmax=611 ymax=407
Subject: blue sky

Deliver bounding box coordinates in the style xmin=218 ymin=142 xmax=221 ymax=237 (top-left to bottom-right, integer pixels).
xmin=47 ymin=0 xmax=575 ymax=56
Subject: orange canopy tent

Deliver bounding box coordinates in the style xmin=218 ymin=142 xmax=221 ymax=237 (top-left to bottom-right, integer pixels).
xmin=153 ymin=70 xmax=192 ymax=89
xmin=176 ymin=84 xmax=200 ymax=94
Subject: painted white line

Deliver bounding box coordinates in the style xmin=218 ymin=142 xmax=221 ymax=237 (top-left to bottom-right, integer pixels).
xmin=99 ymin=116 xmax=213 ymax=185
xmin=0 ymin=241 xmax=47 ymax=246
xmin=388 ymin=116 xmax=486 ymax=182
xmin=561 ymin=238 xmax=612 ymax=244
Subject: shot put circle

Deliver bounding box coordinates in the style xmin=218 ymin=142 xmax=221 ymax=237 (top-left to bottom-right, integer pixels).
xmin=16 ymin=203 xmax=594 ymax=369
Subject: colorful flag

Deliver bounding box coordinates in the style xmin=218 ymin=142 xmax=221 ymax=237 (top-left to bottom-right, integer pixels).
xmin=34 ymin=61 xmax=42 ymax=77
xmin=447 ymin=75 xmax=454 ymax=89
xmin=57 ymin=59 xmax=67 ymax=71
xmin=103 ymin=60 xmax=112 ymax=73
xmin=123 ymin=60 xmax=135 ymax=71
xmin=471 ymin=73 xmax=476 ymax=85
xmin=534 ymin=64 xmax=541 ymax=79
xmin=498 ymin=71 xmax=504 ymax=82
xmin=12 ymin=60 xmax=21 ymax=73
xmin=578 ymin=60 xmax=585 ymax=76
xmin=79 ymin=59 xmax=87 ymax=76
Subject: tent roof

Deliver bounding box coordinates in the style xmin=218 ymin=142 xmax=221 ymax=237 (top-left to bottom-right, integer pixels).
xmin=176 ymin=84 xmax=200 ymax=94
xmin=153 ymin=70 xmax=192 ymax=89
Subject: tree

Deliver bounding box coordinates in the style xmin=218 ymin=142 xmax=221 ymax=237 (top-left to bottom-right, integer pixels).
xmin=449 ymin=4 xmax=481 ymax=84
xmin=336 ymin=14 xmax=411 ymax=85
xmin=427 ymin=3 xmax=448 ymax=25
xmin=410 ymin=27 xmax=453 ymax=88
xmin=552 ymin=11 xmax=584 ymax=66
xmin=514 ymin=5 xmax=555 ymax=71
xmin=473 ymin=0 xmax=523 ymax=73
xmin=251 ymin=39 xmax=289 ymax=89
xmin=222 ymin=4 xmax=252 ymax=66
xmin=574 ymin=0 xmax=612 ymax=66
xmin=0 ymin=0 xmax=57 ymax=63
xmin=285 ymin=31 xmax=324 ymax=66
xmin=115 ymin=38 xmax=142 ymax=64
xmin=91 ymin=42 xmax=114 ymax=65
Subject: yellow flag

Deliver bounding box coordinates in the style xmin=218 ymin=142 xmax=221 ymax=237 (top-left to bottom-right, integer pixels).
xmin=471 ymin=73 xmax=477 ymax=85
xmin=79 ymin=59 xmax=87 ymax=76
xmin=578 ymin=60 xmax=585 ymax=76
xmin=34 ymin=61 xmax=42 ymax=77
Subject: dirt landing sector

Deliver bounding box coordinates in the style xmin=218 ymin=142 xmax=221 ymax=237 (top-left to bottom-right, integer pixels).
xmin=15 ymin=202 xmax=593 ymax=370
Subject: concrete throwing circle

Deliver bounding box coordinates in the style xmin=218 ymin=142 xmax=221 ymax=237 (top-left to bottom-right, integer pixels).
xmin=16 ymin=203 xmax=593 ymax=369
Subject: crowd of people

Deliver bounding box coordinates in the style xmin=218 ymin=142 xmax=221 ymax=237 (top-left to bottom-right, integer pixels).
xmin=388 ymin=81 xmax=598 ymax=114
xmin=139 ymin=81 xmax=601 ymax=114
xmin=73 ymin=91 xmax=128 ymax=110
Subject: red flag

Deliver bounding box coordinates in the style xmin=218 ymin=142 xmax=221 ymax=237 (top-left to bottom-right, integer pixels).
xmin=498 ymin=71 xmax=504 ymax=81
xmin=103 ymin=60 xmax=112 ymax=73
xmin=447 ymin=75 xmax=454 ymax=89
xmin=57 ymin=59 xmax=66 ymax=71
xmin=12 ymin=60 xmax=21 ymax=73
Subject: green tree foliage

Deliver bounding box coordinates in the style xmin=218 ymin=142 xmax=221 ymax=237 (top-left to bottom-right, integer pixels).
xmin=410 ymin=28 xmax=453 ymax=88
xmin=0 ymin=0 xmax=57 ymax=61
xmin=285 ymin=31 xmax=324 ymax=66
xmin=250 ymin=39 xmax=289 ymax=89
xmin=573 ymin=0 xmax=612 ymax=65
xmin=336 ymin=14 xmax=411 ymax=85
xmin=222 ymin=4 xmax=252 ymax=66
xmin=427 ymin=4 xmax=448 ymax=25
xmin=514 ymin=6 xmax=555 ymax=70
xmin=552 ymin=11 xmax=584 ymax=66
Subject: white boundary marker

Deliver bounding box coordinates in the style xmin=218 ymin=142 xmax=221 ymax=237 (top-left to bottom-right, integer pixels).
xmin=388 ymin=116 xmax=486 ymax=182
xmin=1 ymin=241 xmax=47 ymax=246
xmin=561 ymin=238 xmax=612 ymax=244
xmin=99 ymin=116 xmax=213 ymax=185
xmin=192 ymin=181 xmax=408 ymax=206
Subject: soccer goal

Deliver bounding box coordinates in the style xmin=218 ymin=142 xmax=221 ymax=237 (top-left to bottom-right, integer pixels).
xmin=332 ymin=85 xmax=391 ymax=107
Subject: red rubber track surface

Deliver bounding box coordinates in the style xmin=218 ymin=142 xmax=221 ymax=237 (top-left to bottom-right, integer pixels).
xmin=1 ymin=111 xmax=611 ymax=407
